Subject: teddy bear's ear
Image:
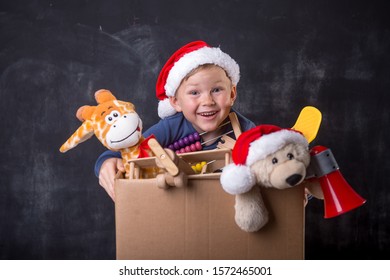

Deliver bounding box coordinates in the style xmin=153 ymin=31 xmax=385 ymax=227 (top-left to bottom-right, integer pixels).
xmin=76 ymin=105 xmax=96 ymax=122
xmin=94 ymin=89 xmax=116 ymax=104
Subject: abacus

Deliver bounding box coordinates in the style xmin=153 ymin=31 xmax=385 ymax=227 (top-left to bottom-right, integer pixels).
xmin=190 ymin=160 xmax=217 ymax=174
xmin=166 ymin=120 xmax=234 ymax=154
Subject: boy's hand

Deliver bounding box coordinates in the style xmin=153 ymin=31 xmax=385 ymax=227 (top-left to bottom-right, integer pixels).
xmin=99 ymin=158 xmax=125 ymax=202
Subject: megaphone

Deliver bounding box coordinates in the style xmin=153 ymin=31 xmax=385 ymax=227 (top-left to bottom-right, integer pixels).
xmin=307 ymin=145 xmax=366 ymax=218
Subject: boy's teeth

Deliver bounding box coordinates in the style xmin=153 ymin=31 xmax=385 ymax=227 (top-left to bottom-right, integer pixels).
xmin=200 ymin=112 xmax=215 ymax=116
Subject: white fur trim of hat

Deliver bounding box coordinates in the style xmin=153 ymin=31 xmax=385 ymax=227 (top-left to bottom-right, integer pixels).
xmin=245 ymin=129 xmax=308 ymax=166
xmin=164 ymin=46 xmax=240 ymax=97
xmin=158 ymin=98 xmax=178 ymax=120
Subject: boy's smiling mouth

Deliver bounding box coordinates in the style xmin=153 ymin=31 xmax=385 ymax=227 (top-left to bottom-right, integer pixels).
xmin=198 ymin=111 xmax=218 ymax=117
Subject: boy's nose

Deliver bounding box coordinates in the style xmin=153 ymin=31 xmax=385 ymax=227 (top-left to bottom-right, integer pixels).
xmin=201 ymin=93 xmax=216 ymax=105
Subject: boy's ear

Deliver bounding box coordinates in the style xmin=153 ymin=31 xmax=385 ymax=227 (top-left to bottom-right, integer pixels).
xmin=169 ymin=96 xmax=183 ymax=112
xmin=230 ymin=85 xmax=237 ymax=105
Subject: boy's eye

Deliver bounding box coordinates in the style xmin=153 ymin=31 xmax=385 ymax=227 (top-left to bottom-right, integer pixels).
xmin=188 ymin=90 xmax=199 ymax=96
xmin=211 ymin=87 xmax=221 ymax=93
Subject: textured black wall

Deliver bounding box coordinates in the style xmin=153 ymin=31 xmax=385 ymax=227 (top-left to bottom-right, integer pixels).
xmin=0 ymin=0 xmax=389 ymax=259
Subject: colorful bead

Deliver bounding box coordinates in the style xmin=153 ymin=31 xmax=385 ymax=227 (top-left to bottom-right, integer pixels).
xmin=191 ymin=161 xmax=207 ymax=173
xmin=185 ymin=146 xmax=191 ymax=153
xmin=195 ymin=141 xmax=202 ymax=151
xmin=190 ymin=143 xmax=197 ymax=152
xmin=194 ymin=132 xmax=200 ymax=141
xmin=166 ymin=120 xmax=232 ymax=153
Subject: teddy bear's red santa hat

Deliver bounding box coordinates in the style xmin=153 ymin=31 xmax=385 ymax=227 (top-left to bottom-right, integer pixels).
xmin=221 ymin=124 xmax=308 ymax=195
xmin=155 ymin=40 xmax=240 ymax=119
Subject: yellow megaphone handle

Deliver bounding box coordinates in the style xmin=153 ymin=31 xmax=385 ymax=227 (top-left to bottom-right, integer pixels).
xmin=292 ymin=106 xmax=322 ymax=143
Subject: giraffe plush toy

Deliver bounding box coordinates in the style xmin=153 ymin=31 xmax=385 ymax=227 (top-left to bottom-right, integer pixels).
xmin=60 ymin=89 xmax=155 ymax=178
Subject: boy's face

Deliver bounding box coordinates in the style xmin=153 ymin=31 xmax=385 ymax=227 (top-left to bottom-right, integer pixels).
xmin=170 ymin=65 xmax=237 ymax=134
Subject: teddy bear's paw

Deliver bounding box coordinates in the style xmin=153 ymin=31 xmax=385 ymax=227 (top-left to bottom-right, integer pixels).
xmin=220 ymin=164 xmax=256 ymax=195
xmin=235 ymin=208 xmax=269 ymax=232
xmin=234 ymin=192 xmax=269 ymax=232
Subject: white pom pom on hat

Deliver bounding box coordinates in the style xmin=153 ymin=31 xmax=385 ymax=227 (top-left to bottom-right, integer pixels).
xmin=220 ymin=124 xmax=308 ymax=194
xmin=220 ymin=164 xmax=256 ymax=195
xmin=156 ymin=40 xmax=240 ymax=119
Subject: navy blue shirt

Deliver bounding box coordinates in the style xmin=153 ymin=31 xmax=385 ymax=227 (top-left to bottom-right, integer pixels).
xmin=94 ymin=109 xmax=255 ymax=177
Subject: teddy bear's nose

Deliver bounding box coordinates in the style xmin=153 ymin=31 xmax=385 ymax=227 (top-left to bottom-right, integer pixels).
xmin=286 ymin=174 xmax=303 ymax=186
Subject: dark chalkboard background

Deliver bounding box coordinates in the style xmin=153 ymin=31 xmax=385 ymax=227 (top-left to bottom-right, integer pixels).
xmin=1 ymin=0 xmax=389 ymax=260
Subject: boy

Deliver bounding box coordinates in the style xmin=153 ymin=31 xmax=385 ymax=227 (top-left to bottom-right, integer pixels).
xmin=95 ymin=41 xmax=255 ymax=201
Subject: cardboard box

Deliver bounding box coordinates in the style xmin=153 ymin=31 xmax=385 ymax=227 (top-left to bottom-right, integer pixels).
xmin=115 ymin=148 xmax=305 ymax=260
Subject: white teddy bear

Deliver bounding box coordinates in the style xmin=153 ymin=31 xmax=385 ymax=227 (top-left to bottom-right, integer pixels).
xmin=221 ymin=124 xmax=314 ymax=232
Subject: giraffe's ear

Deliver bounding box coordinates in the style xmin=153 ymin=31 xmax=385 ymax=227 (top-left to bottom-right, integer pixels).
xmin=94 ymin=89 xmax=116 ymax=104
xmin=76 ymin=105 xmax=96 ymax=122
xmin=59 ymin=120 xmax=95 ymax=153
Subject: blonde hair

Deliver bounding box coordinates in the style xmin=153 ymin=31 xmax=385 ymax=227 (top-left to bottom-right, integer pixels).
xmin=182 ymin=64 xmax=233 ymax=84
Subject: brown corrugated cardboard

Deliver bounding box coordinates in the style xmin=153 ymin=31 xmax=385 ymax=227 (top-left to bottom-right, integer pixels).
xmin=115 ymin=149 xmax=305 ymax=260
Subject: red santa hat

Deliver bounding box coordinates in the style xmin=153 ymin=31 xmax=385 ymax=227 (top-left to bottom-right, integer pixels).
xmin=220 ymin=124 xmax=308 ymax=195
xmin=156 ymin=40 xmax=240 ymax=119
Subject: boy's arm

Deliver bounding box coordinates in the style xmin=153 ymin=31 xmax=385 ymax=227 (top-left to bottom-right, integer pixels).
xmin=94 ymin=150 xmax=121 ymax=177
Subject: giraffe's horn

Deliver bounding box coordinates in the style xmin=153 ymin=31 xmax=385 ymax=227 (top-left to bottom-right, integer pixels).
xmin=60 ymin=120 xmax=95 ymax=153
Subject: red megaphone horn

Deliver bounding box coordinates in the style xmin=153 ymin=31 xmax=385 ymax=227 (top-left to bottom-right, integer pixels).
xmin=307 ymin=145 xmax=366 ymax=218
